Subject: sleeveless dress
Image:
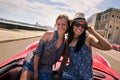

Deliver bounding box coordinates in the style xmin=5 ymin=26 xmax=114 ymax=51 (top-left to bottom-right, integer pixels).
xmin=62 ymin=44 xmax=93 ymax=80
xmin=23 ymin=30 xmax=65 ymax=80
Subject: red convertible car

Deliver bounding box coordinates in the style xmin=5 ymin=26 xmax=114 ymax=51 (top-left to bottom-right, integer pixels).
xmin=0 ymin=41 xmax=120 ymax=80
xmin=111 ymin=43 xmax=120 ymax=51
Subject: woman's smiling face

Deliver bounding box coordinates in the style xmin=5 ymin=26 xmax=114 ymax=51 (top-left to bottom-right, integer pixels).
xmin=73 ymin=21 xmax=86 ymax=37
xmin=56 ymin=18 xmax=68 ymax=35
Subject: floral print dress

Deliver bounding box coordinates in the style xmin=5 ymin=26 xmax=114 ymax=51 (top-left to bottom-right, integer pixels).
xmin=23 ymin=30 xmax=65 ymax=76
xmin=63 ymin=44 xmax=93 ymax=80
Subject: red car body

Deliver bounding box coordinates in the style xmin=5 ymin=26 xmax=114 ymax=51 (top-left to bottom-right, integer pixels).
xmin=0 ymin=41 xmax=120 ymax=80
xmin=111 ymin=43 xmax=120 ymax=51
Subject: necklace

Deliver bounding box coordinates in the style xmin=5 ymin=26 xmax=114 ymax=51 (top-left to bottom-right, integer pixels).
xmin=73 ymin=37 xmax=78 ymax=41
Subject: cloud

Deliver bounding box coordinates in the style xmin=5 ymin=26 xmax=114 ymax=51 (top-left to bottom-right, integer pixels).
xmin=50 ymin=0 xmax=103 ymax=17
xmin=0 ymin=0 xmax=112 ymax=27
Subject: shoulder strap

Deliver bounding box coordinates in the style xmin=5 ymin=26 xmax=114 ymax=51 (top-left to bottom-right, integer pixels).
xmin=54 ymin=30 xmax=58 ymax=40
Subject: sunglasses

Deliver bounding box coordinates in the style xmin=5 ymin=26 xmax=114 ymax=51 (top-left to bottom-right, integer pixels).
xmin=74 ymin=22 xmax=86 ymax=29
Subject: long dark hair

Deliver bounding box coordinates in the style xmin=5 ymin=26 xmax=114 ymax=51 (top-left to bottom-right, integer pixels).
xmin=68 ymin=21 xmax=87 ymax=53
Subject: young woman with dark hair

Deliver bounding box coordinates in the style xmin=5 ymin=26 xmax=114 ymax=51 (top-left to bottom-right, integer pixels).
xmin=54 ymin=12 xmax=112 ymax=80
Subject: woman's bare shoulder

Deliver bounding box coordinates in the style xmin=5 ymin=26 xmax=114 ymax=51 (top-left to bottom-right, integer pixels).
xmin=44 ymin=30 xmax=54 ymax=35
xmin=41 ymin=30 xmax=55 ymax=41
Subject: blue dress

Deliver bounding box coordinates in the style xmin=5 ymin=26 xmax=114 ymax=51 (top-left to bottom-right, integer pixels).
xmin=62 ymin=44 xmax=93 ymax=80
xmin=23 ymin=30 xmax=65 ymax=80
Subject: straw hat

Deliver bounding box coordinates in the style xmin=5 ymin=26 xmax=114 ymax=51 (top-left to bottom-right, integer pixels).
xmin=70 ymin=12 xmax=87 ymax=23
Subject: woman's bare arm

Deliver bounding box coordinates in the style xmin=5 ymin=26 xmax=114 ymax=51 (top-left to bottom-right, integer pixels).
xmin=87 ymin=27 xmax=112 ymax=50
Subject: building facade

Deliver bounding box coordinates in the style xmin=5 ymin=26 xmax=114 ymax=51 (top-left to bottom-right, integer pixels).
xmin=88 ymin=8 xmax=120 ymax=44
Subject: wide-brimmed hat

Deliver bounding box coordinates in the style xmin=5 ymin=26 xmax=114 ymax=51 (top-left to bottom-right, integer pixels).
xmin=70 ymin=12 xmax=87 ymax=24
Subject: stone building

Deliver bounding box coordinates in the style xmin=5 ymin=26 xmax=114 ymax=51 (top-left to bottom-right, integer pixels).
xmin=88 ymin=8 xmax=120 ymax=44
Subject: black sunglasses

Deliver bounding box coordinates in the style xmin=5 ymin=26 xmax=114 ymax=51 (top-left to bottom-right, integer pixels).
xmin=74 ymin=22 xmax=86 ymax=29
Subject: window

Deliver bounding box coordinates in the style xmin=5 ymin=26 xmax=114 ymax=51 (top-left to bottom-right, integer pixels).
xmin=112 ymin=15 xmax=114 ymax=18
xmin=109 ymin=25 xmax=112 ymax=28
xmin=116 ymin=27 xmax=119 ymax=30
xmin=105 ymin=14 xmax=108 ymax=19
xmin=108 ymin=33 xmax=111 ymax=39
xmin=102 ymin=16 xmax=104 ymax=20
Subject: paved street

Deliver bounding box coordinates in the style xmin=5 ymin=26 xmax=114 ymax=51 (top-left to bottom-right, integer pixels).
xmin=92 ymin=47 xmax=120 ymax=74
xmin=0 ymin=28 xmax=45 ymax=43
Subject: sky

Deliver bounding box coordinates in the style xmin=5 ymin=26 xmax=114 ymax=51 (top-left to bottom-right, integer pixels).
xmin=0 ymin=0 xmax=120 ymax=28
